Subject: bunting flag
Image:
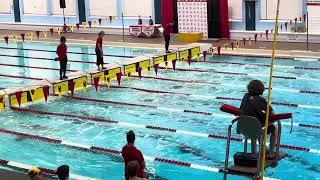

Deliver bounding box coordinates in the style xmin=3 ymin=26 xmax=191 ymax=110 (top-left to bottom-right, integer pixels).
xmin=15 ymin=91 xmax=23 ymax=107
xmin=93 ymin=20 xmax=97 ymax=26
xmin=299 ymin=17 xmax=302 ymax=22
xmin=50 ymin=28 xmax=54 ymax=36
xmin=147 ymin=66 xmax=151 ymax=76
xmin=42 ymin=30 xmax=48 ymax=38
xmin=82 ymin=22 xmax=88 ymax=28
xmin=260 ymin=32 xmax=263 ymax=38
xmin=116 ymin=72 xmax=122 ymax=85
xmin=248 ymin=37 xmax=251 ymax=46
xmin=254 ymin=34 xmax=258 ymax=43
xmin=57 ymin=86 xmax=62 ymax=96
xmin=28 ymin=32 xmax=33 ymax=41
xmin=105 ymin=76 xmax=111 ymax=88
xmin=56 ymin=27 xmax=61 ymax=35
xmin=217 ymin=46 xmax=221 ymax=55
xmin=109 ymin=16 xmax=113 ymax=23
xmin=290 ymin=20 xmax=293 ymax=25
xmin=231 ymin=42 xmax=234 ymax=50
xmin=63 ymin=25 xmax=67 ymax=33
xmin=242 ymin=38 xmax=246 ymax=47
xmin=236 ymin=41 xmax=240 ymax=50
xmin=127 ymin=72 xmax=132 ymax=82
xmin=93 ymin=77 xmax=100 ymax=91
xmin=36 ymin=31 xmax=40 ymax=39
xmin=280 ymin=24 xmax=283 ymax=32
xmin=69 ymin=81 xmax=75 ymax=96
xmin=187 ymin=55 xmax=191 ymax=66
xmin=154 ymin=64 xmax=159 ymax=75
xmin=76 ymin=23 xmax=80 ymax=30
xmin=88 ymin=21 xmax=92 ymax=28
xmin=203 ymin=51 xmax=207 ymax=61
xmin=70 ymin=24 xmax=75 ymax=32
xmin=266 ymin=30 xmax=269 ymax=40
xmin=82 ymin=81 xmax=88 ymax=93
xmin=294 ymin=18 xmax=297 ymax=31
xmin=98 ymin=18 xmax=102 ymax=26
xmin=172 ymin=60 xmax=177 ymax=71
xmin=285 ymin=22 xmax=288 ymax=31
xmin=4 ymin=36 xmax=9 ymax=45
xmin=224 ymin=44 xmax=228 ymax=50
xmin=137 ymin=67 xmax=142 ymax=78
xmin=12 ymin=35 xmax=17 ymax=42
xmin=197 ymin=52 xmax=200 ymax=61
xmin=303 ymin=14 xmax=306 ymax=22
xmin=30 ymin=89 xmax=35 ymax=102
xmin=20 ymin=33 xmax=25 ymax=42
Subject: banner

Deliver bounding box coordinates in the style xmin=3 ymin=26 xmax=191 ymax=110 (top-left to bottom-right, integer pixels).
xmin=142 ymin=26 xmax=155 ymax=37
xmin=129 ymin=26 xmax=142 ymax=37
xmin=177 ymin=0 xmax=208 ymax=38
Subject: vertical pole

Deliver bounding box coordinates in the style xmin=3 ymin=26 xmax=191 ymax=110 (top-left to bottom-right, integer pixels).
xmin=13 ymin=0 xmax=21 ymax=22
xmin=260 ymin=0 xmax=281 ymax=179
xmin=307 ymin=11 xmax=309 ymax=51
xmin=122 ymin=13 xmax=125 ymax=42
xmin=63 ymin=8 xmax=66 ymax=25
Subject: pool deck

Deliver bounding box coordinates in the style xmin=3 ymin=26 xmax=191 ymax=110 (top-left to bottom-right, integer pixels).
xmin=1 ymin=29 xmax=320 ymax=59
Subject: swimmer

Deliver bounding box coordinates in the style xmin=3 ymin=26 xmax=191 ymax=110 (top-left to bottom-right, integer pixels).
xmin=28 ymin=167 xmax=43 ymax=180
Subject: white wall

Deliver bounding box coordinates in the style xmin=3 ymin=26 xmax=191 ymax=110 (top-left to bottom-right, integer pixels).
xmin=0 ymin=0 xmax=11 ymax=14
xmin=89 ymin=0 xmax=117 ymax=17
xmin=261 ymin=0 xmax=302 ymax=20
xmin=228 ymin=0 xmax=242 ymax=20
xmin=23 ymin=0 xmax=47 ymax=15
xmin=51 ymin=0 xmax=76 ymax=16
xmin=123 ymin=0 xmax=152 ymax=17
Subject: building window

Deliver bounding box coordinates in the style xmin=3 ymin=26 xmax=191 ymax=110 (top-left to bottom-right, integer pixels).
xmin=51 ymin=0 xmax=76 ymax=16
xmin=123 ymin=0 xmax=152 ymax=17
xmin=89 ymin=0 xmax=117 ymax=17
xmin=261 ymin=0 xmax=302 ymax=20
xmin=23 ymin=0 xmax=47 ymax=15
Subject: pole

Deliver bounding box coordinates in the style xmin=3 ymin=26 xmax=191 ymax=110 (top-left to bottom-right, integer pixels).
xmin=63 ymin=8 xmax=66 ymax=26
xmin=122 ymin=13 xmax=125 ymax=42
xmin=307 ymin=11 xmax=309 ymax=51
xmin=260 ymin=0 xmax=280 ymax=179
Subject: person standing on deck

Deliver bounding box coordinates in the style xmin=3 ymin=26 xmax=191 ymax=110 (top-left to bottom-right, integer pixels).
xmin=56 ymin=36 xmax=68 ymax=80
xmin=163 ymin=21 xmax=174 ymax=53
xmin=96 ymin=31 xmax=105 ymax=70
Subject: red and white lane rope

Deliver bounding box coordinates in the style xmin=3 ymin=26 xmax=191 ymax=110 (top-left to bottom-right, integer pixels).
xmin=0 ymin=63 xmax=77 ymax=72
xmin=0 ymin=157 xmax=93 ymax=180
xmin=158 ymin=67 xmax=320 ymax=82
xmin=10 ymin=107 xmax=320 ymax=154
xmin=132 ymin=76 xmax=320 ymax=95
xmin=0 ymin=46 xmax=134 ymax=58
xmin=0 ymin=74 xmax=43 ymax=80
xmin=181 ymin=60 xmax=320 ymax=71
xmin=0 ymin=128 xmax=220 ymax=173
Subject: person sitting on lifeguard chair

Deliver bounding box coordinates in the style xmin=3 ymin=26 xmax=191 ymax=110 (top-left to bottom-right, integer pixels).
xmin=240 ymin=80 xmax=278 ymax=159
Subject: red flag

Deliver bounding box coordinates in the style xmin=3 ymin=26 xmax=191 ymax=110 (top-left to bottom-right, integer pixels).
xmin=50 ymin=28 xmax=54 ymax=36
xmin=88 ymin=21 xmax=92 ymax=28
xmin=172 ymin=60 xmax=177 ymax=70
xmin=76 ymin=23 xmax=80 ymax=30
xmin=36 ymin=31 xmax=40 ymax=39
xmin=154 ymin=64 xmax=159 ymax=75
xmin=266 ymin=30 xmax=269 ymax=40
xmin=116 ymin=72 xmax=122 ymax=85
xmin=137 ymin=67 xmax=142 ymax=79
xmin=285 ymin=22 xmax=288 ymax=31
xmin=109 ymin=16 xmax=113 ymax=23
xmin=303 ymin=14 xmax=306 ymax=22
xmin=15 ymin=91 xmax=22 ymax=107
xmin=98 ymin=18 xmax=102 ymax=26
xmin=217 ymin=46 xmax=221 ymax=55
xmin=43 ymin=86 xmax=49 ymax=102
xmin=63 ymin=25 xmax=67 ymax=33
xmin=243 ymin=38 xmax=246 ymax=47
xmin=20 ymin=33 xmax=25 ymax=42
xmin=93 ymin=77 xmax=100 ymax=91
xmin=254 ymin=34 xmax=258 ymax=43
xmin=4 ymin=36 xmax=8 ymax=45
xmin=69 ymin=81 xmax=75 ymax=96
xmin=187 ymin=55 xmax=191 ymax=66
xmin=203 ymin=51 xmax=207 ymax=61
xmin=231 ymin=42 xmax=234 ymax=50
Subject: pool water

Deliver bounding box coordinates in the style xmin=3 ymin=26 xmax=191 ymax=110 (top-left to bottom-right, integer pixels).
xmin=0 ymin=41 xmax=320 ymax=180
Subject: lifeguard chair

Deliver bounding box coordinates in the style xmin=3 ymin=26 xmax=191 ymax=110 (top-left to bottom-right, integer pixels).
xmin=220 ymin=104 xmax=292 ymax=179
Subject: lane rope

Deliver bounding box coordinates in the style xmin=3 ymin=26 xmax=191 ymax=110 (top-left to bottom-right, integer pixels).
xmin=10 ymin=106 xmax=320 ymax=154
xmin=0 ymin=63 xmax=77 ymax=72
xmin=0 ymin=74 xmax=43 ymax=80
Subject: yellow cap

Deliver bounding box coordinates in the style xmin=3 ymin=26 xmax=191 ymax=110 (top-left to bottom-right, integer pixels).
xmin=28 ymin=167 xmax=41 ymax=177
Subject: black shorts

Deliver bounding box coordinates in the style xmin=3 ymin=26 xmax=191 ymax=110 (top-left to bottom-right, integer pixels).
xmin=95 ymin=49 xmax=104 ymax=66
xmin=267 ymin=124 xmax=276 ymax=134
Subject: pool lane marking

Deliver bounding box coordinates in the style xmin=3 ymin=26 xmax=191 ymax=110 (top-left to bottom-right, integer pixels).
xmin=10 ymin=107 xmax=320 ymax=154
xmin=132 ymin=76 xmax=320 ymax=95
xmin=0 ymin=63 xmax=77 ymax=72
xmin=0 ymin=46 xmax=134 ymax=58
xmin=0 ymin=74 xmax=43 ymax=80
xmin=0 ymin=127 xmax=220 ymax=173
xmin=157 ymin=67 xmax=320 ymax=82
xmin=0 ymin=159 xmax=94 ymax=180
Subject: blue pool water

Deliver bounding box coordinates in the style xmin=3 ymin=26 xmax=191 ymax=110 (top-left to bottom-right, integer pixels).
xmin=0 ymin=41 xmax=320 ymax=179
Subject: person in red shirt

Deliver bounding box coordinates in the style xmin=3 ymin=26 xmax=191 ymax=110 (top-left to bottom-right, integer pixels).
xmin=96 ymin=31 xmax=105 ymax=70
xmin=122 ymin=130 xmax=147 ymax=180
xmin=56 ymin=36 xmax=68 ymax=80
xmin=163 ymin=21 xmax=174 ymax=53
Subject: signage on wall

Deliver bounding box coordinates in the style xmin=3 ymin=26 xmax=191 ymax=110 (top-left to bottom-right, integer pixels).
xmin=177 ymin=0 xmax=208 ymax=38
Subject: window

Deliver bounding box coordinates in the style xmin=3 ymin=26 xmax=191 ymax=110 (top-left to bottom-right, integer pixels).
xmin=123 ymin=0 xmax=152 ymax=17
xmin=228 ymin=0 xmax=242 ymax=20
xmin=51 ymin=0 xmax=76 ymax=16
xmin=23 ymin=0 xmax=47 ymax=15
xmin=0 ymin=0 xmax=11 ymax=14
xmin=89 ymin=0 xmax=117 ymax=17
xmin=261 ymin=0 xmax=302 ymax=20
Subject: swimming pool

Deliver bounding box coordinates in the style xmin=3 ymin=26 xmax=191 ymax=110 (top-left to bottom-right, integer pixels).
xmin=0 ymin=41 xmax=320 ymax=179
